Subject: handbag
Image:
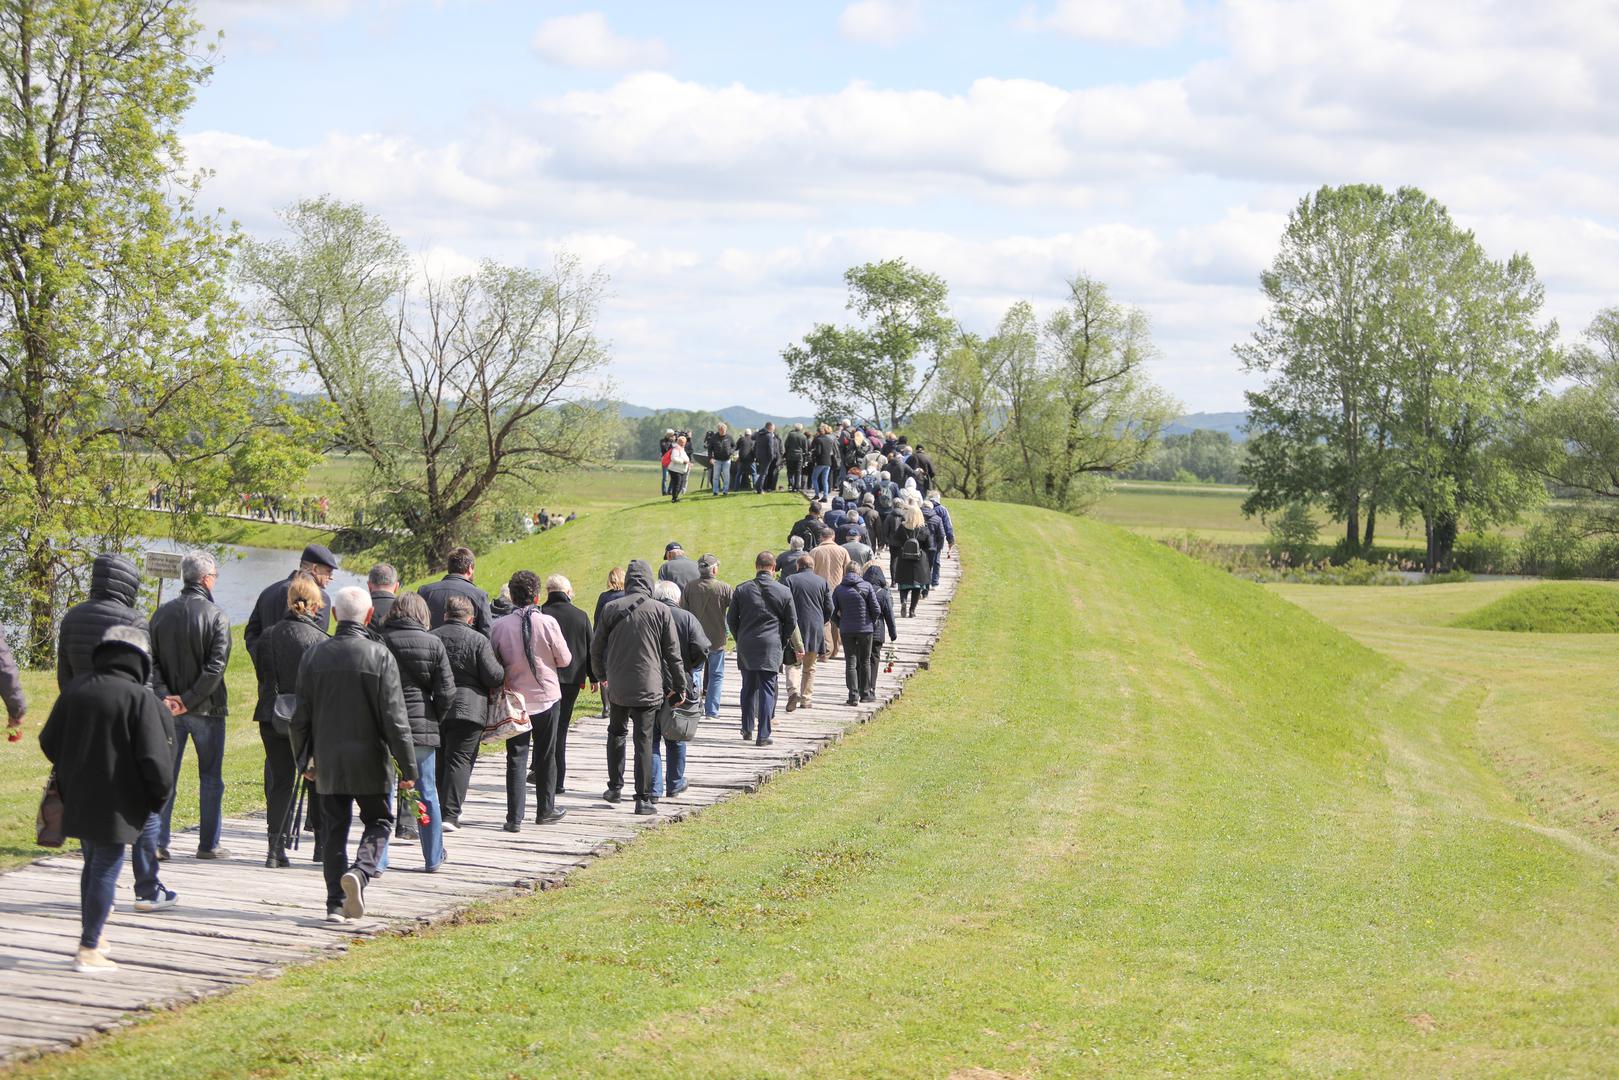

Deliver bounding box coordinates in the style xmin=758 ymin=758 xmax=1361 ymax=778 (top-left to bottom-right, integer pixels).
xmin=659 ymin=696 xmax=703 ymax=742
xmin=271 ymin=692 xmax=299 ymax=737
xmin=36 ymin=770 xmax=65 ymax=848
xmin=482 ymin=688 xmax=531 ymax=742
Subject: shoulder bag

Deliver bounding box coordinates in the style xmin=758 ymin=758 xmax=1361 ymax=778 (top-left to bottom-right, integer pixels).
xmin=271 ymin=693 xmax=299 ymax=738
xmin=36 ymin=769 xmax=65 ymax=848
xmin=659 ymin=695 xmax=703 ymax=742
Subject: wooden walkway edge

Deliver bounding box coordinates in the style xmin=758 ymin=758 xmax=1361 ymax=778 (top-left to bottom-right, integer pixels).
xmin=0 ymin=554 xmax=961 ymax=1065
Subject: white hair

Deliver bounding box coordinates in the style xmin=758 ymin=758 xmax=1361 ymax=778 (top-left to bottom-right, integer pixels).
xmin=545 ymin=573 xmax=572 ymax=598
xmin=180 ymin=550 xmax=216 ymax=585
xmin=331 ymin=585 xmax=373 ymax=623
xmin=652 ymin=580 xmax=681 ymax=603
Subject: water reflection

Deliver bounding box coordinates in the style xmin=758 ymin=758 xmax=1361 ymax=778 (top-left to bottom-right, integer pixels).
xmin=141 ymin=540 xmax=364 ymax=622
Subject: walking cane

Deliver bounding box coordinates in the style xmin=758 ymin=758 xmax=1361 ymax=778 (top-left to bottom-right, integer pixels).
xmin=282 ymin=746 xmax=310 ymax=852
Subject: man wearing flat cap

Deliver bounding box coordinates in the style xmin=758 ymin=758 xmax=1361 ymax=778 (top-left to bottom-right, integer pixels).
xmin=244 ymin=542 xmax=338 ymax=657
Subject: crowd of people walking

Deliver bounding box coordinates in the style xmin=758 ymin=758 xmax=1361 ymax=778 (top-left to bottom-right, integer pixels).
xmin=15 ymin=436 xmax=956 ymax=974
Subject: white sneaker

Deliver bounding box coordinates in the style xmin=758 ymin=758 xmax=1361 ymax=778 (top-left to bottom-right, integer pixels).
xmin=340 ymin=869 xmax=366 ymax=919
xmin=324 ymin=908 xmax=348 ymax=924
xmin=73 ymin=946 xmax=117 ymax=974
xmin=134 ymin=888 xmax=178 ymax=912
xmin=441 ymin=820 xmax=458 ymax=833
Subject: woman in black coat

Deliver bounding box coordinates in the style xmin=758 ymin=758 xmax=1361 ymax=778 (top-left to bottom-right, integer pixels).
xmin=252 ymin=575 xmax=329 ymax=868
xmin=40 ymin=627 xmax=175 ymax=972
xmin=540 ymin=575 xmax=593 ymax=795
xmin=432 ymin=594 xmax=507 ymax=828
xmin=381 ymin=592 xmax=455 ymax=871
xmin=889 ymin=502 xmax=933 ymax=618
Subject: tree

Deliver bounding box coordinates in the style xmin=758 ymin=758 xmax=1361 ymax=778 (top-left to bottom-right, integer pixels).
xmin=1519 ymin=307 xmax=1619 ymax=538
xmin=783 ymin=258 xmax=950 ymax=428
xmin=1239 ymin=184 xmax=1402 ymax=553
xmin=245 ymin=197 xmax=616 ymax=574
xmin=1000 ymin=273 xmax=1177 ymax=511
xmin=0 ymin=1 xmax=309 ymax=663
xmin=909 ymin=304 xmax=1030 ymax=500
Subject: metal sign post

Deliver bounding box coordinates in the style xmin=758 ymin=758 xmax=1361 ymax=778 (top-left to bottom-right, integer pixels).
xmin=143 ymin=550 xmax=185 ymax=609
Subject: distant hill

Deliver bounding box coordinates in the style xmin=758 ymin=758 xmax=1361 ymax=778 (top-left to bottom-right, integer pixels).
xmin=1165 ymin=411 xmax=1249 ymax=441
xmin=610 ymin=401 xmax=814 ymax=430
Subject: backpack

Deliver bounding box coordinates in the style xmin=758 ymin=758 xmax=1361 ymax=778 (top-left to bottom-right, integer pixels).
xmin=900 ymin=531 xmax=922 ymax=561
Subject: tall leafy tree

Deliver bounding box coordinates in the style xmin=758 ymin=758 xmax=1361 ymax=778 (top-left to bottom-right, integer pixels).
xmin=1518 ymin=308 xmax=1619 ymax=536
xmin=0 ymin=0 xmax=308 ymax=663
xmin=245 ymin=197 xmax=616 ymax=575
xmin=1002 ymin=273 xmax=1176 ymax=511
xmin=783 ymin=258 xmax=950 ymax=428
xmin=909 ymin=307 xmax=1026 ymax=500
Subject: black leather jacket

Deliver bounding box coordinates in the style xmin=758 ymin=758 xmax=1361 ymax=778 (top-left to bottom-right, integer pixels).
xmin=290 ymin=622 xmax=416 ymax=795
xmin=150 ymin=582 xmax=232 ymax=717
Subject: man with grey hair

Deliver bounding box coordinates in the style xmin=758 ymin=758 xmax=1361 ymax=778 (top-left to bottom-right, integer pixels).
xmin=681 ymin=554 xmax=732 ymax=720
xmin=292 ymin=585 xmax=416 ymax=921
xmin=151 ymin=550 xmax=233 ymax=860
xmin=368 ymin=563 xmax=400 ymax=624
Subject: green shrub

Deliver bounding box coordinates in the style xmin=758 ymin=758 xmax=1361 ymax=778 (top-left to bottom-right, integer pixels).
xmin=1266 ymin=503 xmax=1320 ymax=566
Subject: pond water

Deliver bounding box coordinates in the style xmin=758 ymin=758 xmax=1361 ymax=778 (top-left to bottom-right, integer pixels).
xmin=141 ymin=539 xmax=365 ymax=623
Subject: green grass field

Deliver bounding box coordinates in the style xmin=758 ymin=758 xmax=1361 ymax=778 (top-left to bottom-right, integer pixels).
xmin=20 ymin=499 xmax=1619 ymax=1077
xmin=1092 ymin=481 xmax=1431 ymax=548
xmin=1450 ymin=581 xmax=1619 ymax=633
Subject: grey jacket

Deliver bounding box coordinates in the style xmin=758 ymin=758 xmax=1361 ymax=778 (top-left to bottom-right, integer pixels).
xmin=590 ymin=561 xmax=683 ymax=709
xmin=784 ymin=567 xmax=834 ymax=655
xmin=680 ymin=576 xmax=732 ymax=651
xmin=0 ymin=627 xmax=24 ymax=720
xmin=728 ymin=571 xmax=798 ymax=672
xmin=290 ymin=622 xmax=417 ymax=795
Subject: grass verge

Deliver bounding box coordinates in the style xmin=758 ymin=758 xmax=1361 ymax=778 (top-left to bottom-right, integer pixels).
xmin=1450 ymin=581 xmax=1619 ymax=633
xmin=20 ymin=502 xmax=1619 ymax=1077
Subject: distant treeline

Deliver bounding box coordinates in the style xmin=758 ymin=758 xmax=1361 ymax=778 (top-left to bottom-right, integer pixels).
xmin=1125 ymin=430 xmax=1245 ymax=485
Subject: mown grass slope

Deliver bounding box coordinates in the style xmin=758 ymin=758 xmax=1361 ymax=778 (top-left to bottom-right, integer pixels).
xmin=23 ymin=501 xmax=1619 ymax=1077
xmin=0 ymin=487 xmax=801 ymax=869
xmin=1451 ymin=581 xmax=1619 ymax=633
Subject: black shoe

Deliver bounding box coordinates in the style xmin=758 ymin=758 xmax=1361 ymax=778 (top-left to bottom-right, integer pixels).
xmin=312 ymin=840 xmax=324 ymax=862
xmin=502 ymin=822 xmax=521 ymax=833
xmin=156 ymin=846 xmax=171 ymax=862
xmin=740 ymin=731 xmax=753 ymax=742
xmin=537 ymin=809 xmax=567 ymax=824
xmin=846 ymin=696 xmax=859 ymax=706
xmin=649 ymin=793 xmax=660 ymax=804
xmin=634 ymin=801 xmax=656 ymax=816
xmin=554 ymin=786 xmax=567 ymax=795
xmin=861 ymin=692 xmax=876 ymax=703
xmin=602 ymin=787 xmax=623 ymax=803
xmin=757 ymin=737 xmax=774 ymax=746
xmin=526 ymin=769 xmax=536 ymax=785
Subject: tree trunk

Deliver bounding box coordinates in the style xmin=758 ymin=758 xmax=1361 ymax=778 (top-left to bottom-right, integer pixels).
xmin=1345 ymin=490 xmax=1361 ymax=552
xmin=1363 ymin=503 xmax=1377 ymax=550
xmin=26 ymin=538 xmax=55 ymax=667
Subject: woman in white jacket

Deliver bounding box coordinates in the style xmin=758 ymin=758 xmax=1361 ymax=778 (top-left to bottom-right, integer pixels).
xmin=665 ymin=436 xmax=691 ymax=503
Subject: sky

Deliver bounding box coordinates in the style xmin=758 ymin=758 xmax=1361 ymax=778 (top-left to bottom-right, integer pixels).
xmin=187 ymin=0 xmax=1619 ymax=415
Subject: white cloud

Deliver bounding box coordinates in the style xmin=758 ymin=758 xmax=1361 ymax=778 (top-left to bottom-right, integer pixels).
xmin=1021 ymin=0 xmax=1188 ymax=46
xmin=838 ymin=0 xmax=923 ymax=45
xmin=530 ymin=12 xmax=669 ymax=71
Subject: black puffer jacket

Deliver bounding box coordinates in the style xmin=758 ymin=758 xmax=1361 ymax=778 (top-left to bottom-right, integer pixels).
xmin=56 ymin=555 xmax=164 ymax=694
xmin=150 ymin=583 xmax=232 ymax=717
xmin=380 ymin=616 xmax=455 ymax=747
xmin=432 ymin=619 xmax=505 ymax=728
xmin=252 ymin=612 xmax=328 ymax=726
xmin=290 ymin=622 xmax=416 ymax=795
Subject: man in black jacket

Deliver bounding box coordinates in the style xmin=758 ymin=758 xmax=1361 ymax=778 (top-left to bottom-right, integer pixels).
xmin=40 ymin=626 xmax=177 ymax=972
xmin=789 ymin=503 xmax=825 ymax=552
xmin=727 ymin=552 xmax=801 ymax=746
xmin=783 ymin=423 xmax=809 ymax=492
xmin=150 ymin=551 xmax=232 ymax=861
xmin=244 ymin=543 xmax=337 ymax=657
xmin=368 ymin=563 xmax=399 ymax=624
xmin=782 ymin=558 xmax=832 ymax=713
xmin=734 ymin=428 xmax=755 ymax=494
xmin=432 ymin=596 xmax=506 ymax=828
xmin=540 ymin=576 xmax=593 ymax=797
xmin=590 ymin=560 xmax=683 ymax=816
xmin=708 ymin=424 xmax=734 ymax=497
xmin=291 ymin=586 xmax=417 ymax=922
xmin=419 ymin=546 xmax=492 ymax=636
xmin=55 ymin=553 xmax=179 ymax=906
xmin=810 ymin=426 xmax=839 ymax=500
xmin=754 ymin=422 xmax=781 ymax=493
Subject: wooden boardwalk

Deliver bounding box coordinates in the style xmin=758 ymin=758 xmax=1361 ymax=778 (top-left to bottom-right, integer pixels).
xmin=0 ymin=555 xmax=960 ymax=1064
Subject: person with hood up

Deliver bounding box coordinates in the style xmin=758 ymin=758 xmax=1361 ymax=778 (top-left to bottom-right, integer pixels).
xmin=650 ymin=580 xmax=710 ymax=799
xmin=290 ymin=587 xmax=417 ymax=922
xmin=150 ymin=551 xmax=232 ymax=861
xmin=831 ymin=567 xmax=883 ymax=705
xmin=56 ymin=554 xmax=174 ymax=908
xmin=590 ymin=560 xmax=683 ymax=815
xmin=379 ymin=592 xmax=455 ymax=869
xmin=432 ymin=595 xmax=506 ymax=829
xmin=252 ymin=574 xmax=328 ymax=868
xmin=40 ymin=626 xmax=177 ymax=973
xmin=727 ymin=552 xmax=800 ymax=745
xmin=861 ymin=564 xmax=899 ymax=695
xmin=490 ymin=571 xmax=573 ymax=830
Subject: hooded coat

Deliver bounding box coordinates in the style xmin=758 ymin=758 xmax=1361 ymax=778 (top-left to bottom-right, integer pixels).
xmin=590 ymin=561 xmax=683 ymax=708
xmin=40 ymin=636 xmax=176 ymax=845
xmin=56 ymin=554 xmax=165 ymax=694
xmin=831 ymin=570 xmax=882 ymax=635
xmin=381 ymin=614 xmax=457 ymax=747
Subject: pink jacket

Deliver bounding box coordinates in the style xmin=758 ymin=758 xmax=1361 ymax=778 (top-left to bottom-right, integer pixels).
xmin=490 ymin=607 xmax=571 ymax=715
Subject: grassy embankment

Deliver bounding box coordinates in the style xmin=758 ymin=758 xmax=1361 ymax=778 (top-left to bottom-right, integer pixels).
xmin=0 ymin=478 xmax=799 ymax=871
xmin=21 ymin=501 xmax=1619 ymax=1076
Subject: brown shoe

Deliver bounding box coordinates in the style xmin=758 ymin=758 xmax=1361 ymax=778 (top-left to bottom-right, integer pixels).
xmin=785 ymin=694 xmax=800 ymax=712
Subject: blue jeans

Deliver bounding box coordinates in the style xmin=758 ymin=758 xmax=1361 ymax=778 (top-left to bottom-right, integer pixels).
xmin=415 ymin=747 xmax=444 ymax=871
xmin=930 ymin=550 xmax=942 ymax=587
xmin=132 ymin=811 xmax=163 ymax=901
xmin=660 ymin=465 xmax=670 ymax=495
xmin=79 ymin=841 xmax=125 ymax=949
xmin=160 ymin=713 xmax=225 ymax=851
xmin=713 ymin=459 xmax=730 ymax=495
xmin=702 ymin=648 xmax=726 ymax=718
xmin=652 ymin=734 xmax=686 ymax=796
xmin=740 ymin=669 xmax=778 ymax=742
xmin=811 ymin=465 xmax=832 ymax=499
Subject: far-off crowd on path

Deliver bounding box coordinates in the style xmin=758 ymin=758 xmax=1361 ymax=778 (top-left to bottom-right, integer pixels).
xmin=1 ymin=433 xmax=957 ymax=976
